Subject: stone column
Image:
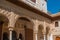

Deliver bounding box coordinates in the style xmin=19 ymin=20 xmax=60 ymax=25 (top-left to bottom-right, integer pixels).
xmin=43 ymin=21 xmax=46 ymax=40
xmin=49 ymin=34 xmax=53 ymax=40
xmin=8 ymin=13 xmax=18 ymax=40
xmin=8 ymin=13 xmax=15 ymax=40
xmin=33 ymin=27 xmax=38 ymax=40
xmin=44 ymin=34 xmax=46 ymax=40
xmin=43 ymin=32 xmax=46 ymax=40
xmin=33 ymin=20 xmax=39 ymax=40
xmin=9 ymin=27 xmax=13 ymax=40
xmin=46 ymin=31 xmax=50 ymax=40
xmin=33 ymin=31 xmax=38 ymax=40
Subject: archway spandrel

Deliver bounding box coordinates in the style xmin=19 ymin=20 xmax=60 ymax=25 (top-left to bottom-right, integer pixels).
xmin=0 ymin=8 xmax=11 ymax=19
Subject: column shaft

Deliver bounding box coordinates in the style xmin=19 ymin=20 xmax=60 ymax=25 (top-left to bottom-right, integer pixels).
xmin=33 ymin=26 xmax=38 ymax=40
xmin=9 ymin=28 xmax=13 ymax=40
xmin=33 ymin=33 xmax=38 ymax=40
xmin=10 ymin=30 xmax=12 ymax=40
xmin=49 ymin=34 xmax=53 ymax=40
xmin=44 ymin=34 xmax=46 ymax=40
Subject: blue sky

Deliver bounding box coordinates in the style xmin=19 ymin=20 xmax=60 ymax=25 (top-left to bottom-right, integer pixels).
xmin=47 ymin=0 xmax=60 ymax=14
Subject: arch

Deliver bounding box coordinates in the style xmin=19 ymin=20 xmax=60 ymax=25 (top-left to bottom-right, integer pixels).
xmin=0 ymin=14 xmax=9 ymax=40
xmin=38 ymin=24 xmax=44 ymax=40
xmin=15 ymin=17 xmax=34 ymax=28
xmin=16 ymin=16 xmax=34 ymax=24
xmin=15 ymin=17 xmax=34 ymax=40
xmin=3 ymin=32 xmax=9 ymax=40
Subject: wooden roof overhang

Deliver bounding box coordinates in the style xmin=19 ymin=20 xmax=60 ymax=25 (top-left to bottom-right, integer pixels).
xmin=7 ymin=0 xmax=59 ymax=21
xmin=53 ymin=16 xmax=60 ymax=21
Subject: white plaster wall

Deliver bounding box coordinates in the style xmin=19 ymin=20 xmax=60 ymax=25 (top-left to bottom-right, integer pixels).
xmin=22 ymin=0 xmax=47 ymax=13
xmin=50 ymin=20 xmax=60 ymax=40
xmin=36 ymin=0 xmax=47 ymax=13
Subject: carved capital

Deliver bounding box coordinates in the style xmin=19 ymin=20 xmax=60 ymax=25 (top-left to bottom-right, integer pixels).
xmin=9 ymin=27 xmax=13 ymax=31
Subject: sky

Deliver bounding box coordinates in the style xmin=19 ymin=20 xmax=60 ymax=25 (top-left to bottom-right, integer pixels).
xmin=47 ymin=0 xmax=60 ymax=14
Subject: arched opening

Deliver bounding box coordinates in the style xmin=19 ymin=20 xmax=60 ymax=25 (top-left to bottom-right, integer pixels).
xmin=12 ymin=31 xmax=17 ymax=40
xmin=0 ymin=14 xmax=9 ymax=40
xmin=15 ymin=17 xmax=34 ymax=40
xmin=3 ymin=32 xmax=9 ymax=40
xmin=38 ymin=25 xmax=44 ymax=40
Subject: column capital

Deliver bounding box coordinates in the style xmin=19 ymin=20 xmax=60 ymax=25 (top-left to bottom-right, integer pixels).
xmin=34 ymin=31 xmax=38 ymax=34
xmin=9 ymin=27 xmax=13 ymax=31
